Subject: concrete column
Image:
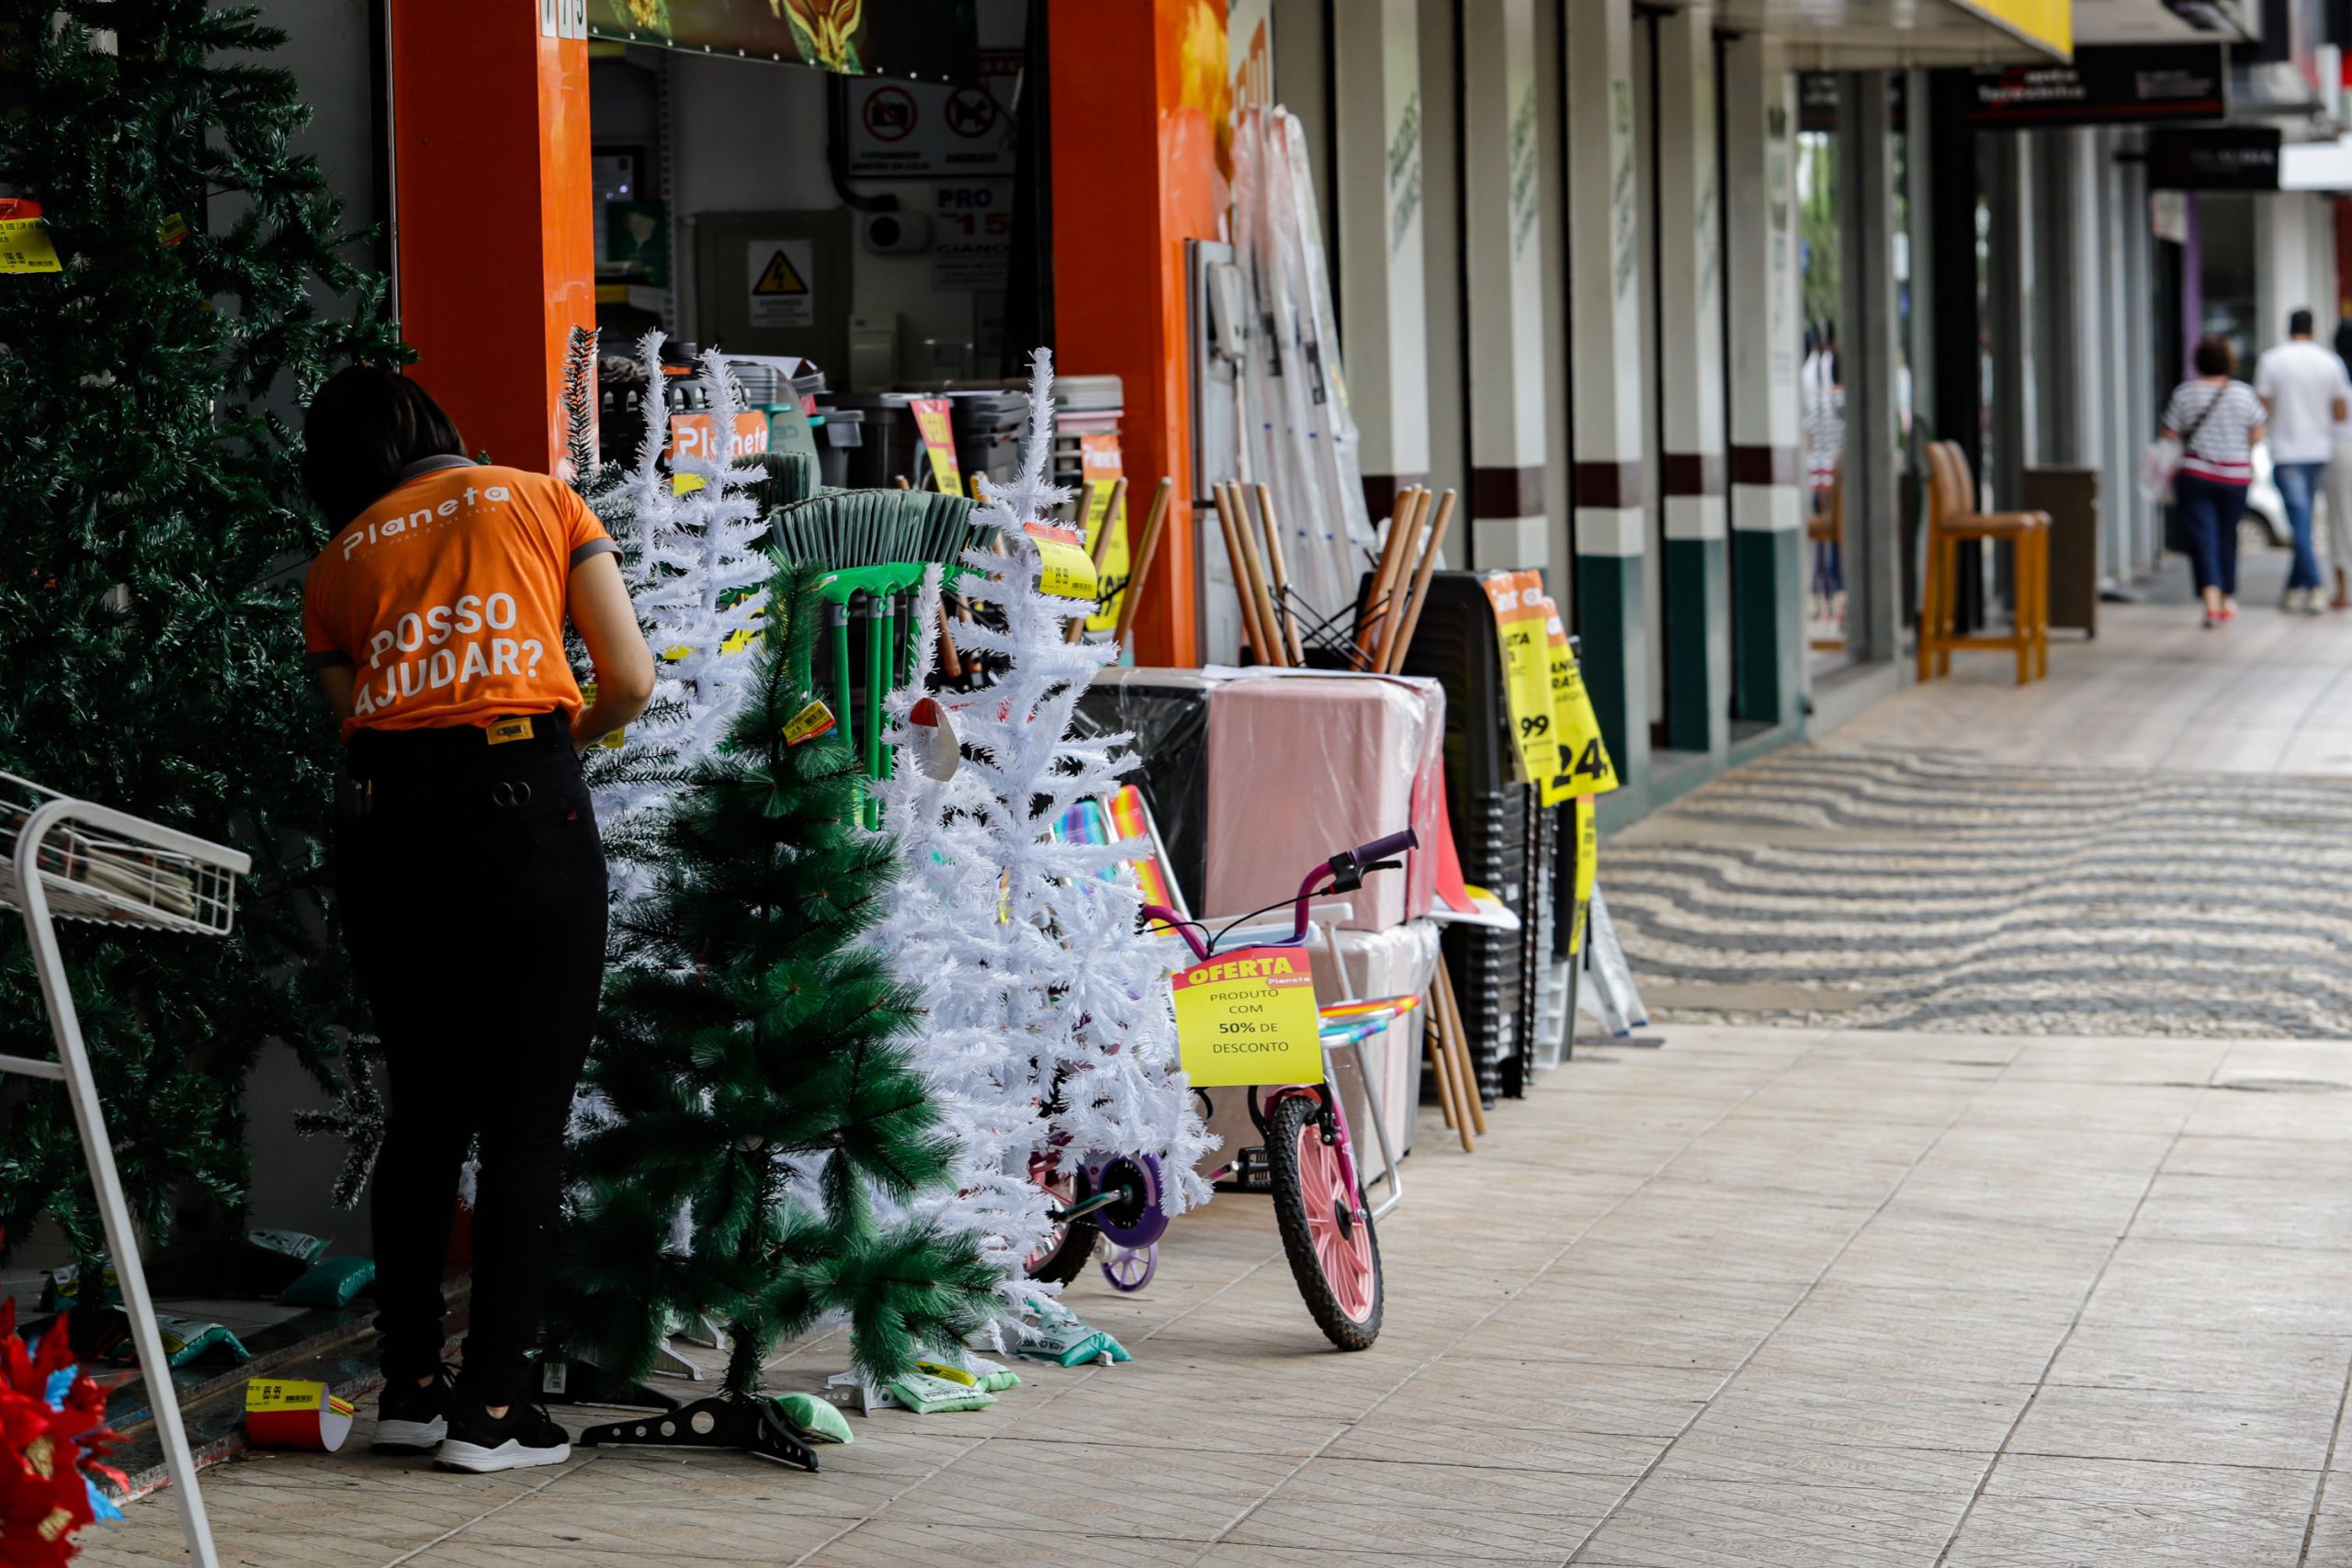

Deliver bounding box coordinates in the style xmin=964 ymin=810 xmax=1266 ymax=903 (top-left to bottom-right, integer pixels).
xmin=1837 ymin=71 xmax=1901 ymax=667
xmin=1652 ymin=5 xmax=1727 ymax=753
xmin=1335 ymin=0 xmax=1431 ymax=513
xmin=1462 ymin=0 xmax=1549 ymax=570
xmin=1566 ymin=0 xmax=1649 ymax=782
xmin=1722 ymin=34 xmax=1803 ymax=731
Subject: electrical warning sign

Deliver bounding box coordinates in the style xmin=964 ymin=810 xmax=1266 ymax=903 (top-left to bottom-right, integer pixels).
xmin=747 ymin=239 xmax=813 ymax=329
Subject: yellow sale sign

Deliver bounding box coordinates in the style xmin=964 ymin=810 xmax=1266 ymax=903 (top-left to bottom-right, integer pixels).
xmin=1079 ymin=432 xmax=1127 ymax=632
xmin=1170 ymin=944 xmax=1324 ymax=1087
xmin=1481 ymin=570 xmax=1556 ymax=788
xmin=910 ymin=397 xmax=964 ymax=496
xmin=1540 ymin=600 xmax=1618 ymax=803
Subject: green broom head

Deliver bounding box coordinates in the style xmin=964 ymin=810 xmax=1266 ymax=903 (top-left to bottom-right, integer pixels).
xmin=750 ymin=450 xmax=820 ymax=512
xmin=769 ymin=487 xmax=992 ymax=571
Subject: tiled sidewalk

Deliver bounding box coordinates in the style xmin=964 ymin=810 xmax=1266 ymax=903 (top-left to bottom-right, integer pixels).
xmin=83 ymin=1024 xmax=2352 ymax=1565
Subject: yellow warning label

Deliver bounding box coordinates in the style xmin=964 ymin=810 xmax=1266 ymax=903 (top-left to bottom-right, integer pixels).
xmin=753 ymin=248 xmax=808 ymax=295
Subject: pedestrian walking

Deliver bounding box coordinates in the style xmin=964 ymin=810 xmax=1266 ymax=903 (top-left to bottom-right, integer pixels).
xmin=2328 ymin=317 xmax=2352 ymax=610
xmin=2253 ymin=308 xmax=2346 ymax=613
xmin=2160 ymin=335 xmax=2267 ymax=629
xmin=298 ymin=367 xmax=656 ymax=1472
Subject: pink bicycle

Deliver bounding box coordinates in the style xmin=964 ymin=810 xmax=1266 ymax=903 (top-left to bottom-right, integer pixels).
xmin=1138 ymin=829 xmax=1420 ymax=1351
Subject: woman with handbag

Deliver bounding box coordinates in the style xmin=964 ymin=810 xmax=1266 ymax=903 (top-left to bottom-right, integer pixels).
xmin=2157 ymin=335 xmax=2267 ymax=629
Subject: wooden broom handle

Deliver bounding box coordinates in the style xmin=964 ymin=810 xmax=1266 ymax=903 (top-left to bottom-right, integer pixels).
xmin=1211 ymin=481 xmax=1271 ymax=663
xmin=1115 ymin=477 xmax=1175 ymax=647
xmin=1252 ymin=482 xmax=1307 ymax=666
xmin=1358 ymin=486 xmax=1423 ymax=659
xmin=1224 ymin=482 xmax=1287 ymax=668
xmin=1383 ymin=488 xmax=1457 ymax=674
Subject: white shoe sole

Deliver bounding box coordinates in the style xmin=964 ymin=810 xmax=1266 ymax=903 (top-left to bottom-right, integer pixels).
xmin=435 ymin=1437 xmax=571 ymax=1473
xmin=371 ymin=1416 xmax=447 ymax=1454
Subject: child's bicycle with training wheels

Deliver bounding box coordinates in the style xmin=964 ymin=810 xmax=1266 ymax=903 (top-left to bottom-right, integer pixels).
xmin=1136 ymin=829 xmax=1421 ymax=1351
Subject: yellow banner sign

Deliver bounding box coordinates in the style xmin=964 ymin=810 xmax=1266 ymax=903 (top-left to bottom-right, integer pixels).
xmin=1540 ymin=599 xmax=1618 ymax=803
xmin=910 ymin=396 xmax=964 ymax=497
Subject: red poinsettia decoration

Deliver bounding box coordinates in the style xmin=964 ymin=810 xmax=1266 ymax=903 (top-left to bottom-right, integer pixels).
xmin=0 ymin=1300 xmax=123 ymax=1565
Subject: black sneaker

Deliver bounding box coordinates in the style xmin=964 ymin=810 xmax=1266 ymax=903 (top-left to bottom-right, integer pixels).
xmin=372 ymin=1365 xmax=456 ymax=1454
xmin=435 ymin=1400 xmax=571 ymax=1473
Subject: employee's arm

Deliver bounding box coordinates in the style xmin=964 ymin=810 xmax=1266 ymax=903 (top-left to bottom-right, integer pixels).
xmin=568 ymin=550 xmax=656 ymax=750
xmin=312 ymin=664 xmax=357 ymax=724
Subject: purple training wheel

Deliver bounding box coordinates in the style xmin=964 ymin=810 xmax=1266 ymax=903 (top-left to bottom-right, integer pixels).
xmin=1102 ymin=1244 xmax=1158 ymax=1292
xmin=1091 ymin=1153 xmax=1170 ymax=1249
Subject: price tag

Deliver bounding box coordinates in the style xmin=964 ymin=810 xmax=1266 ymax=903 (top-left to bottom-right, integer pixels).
xmin=1024 ymin=521 xmax=1099 ymax=602
xmin=783 ymin=698 xmax=836 ymax=746
xmin=1079 ymin=433 xmax=1126 ymax=631
xmin=910 ymin=397 xmax=964 ymax=496
xmin=1170 ymin=944 xmax=1324 ymax=1087
xmin=0 ymin=217 xmax=62 ymax=274
xmin=1480 ymin=570 xmax=1555 ymax=787
xmin=1540 ymin=601 xmax=1619 ymax=803
xmin=1567 ymin=795 xmax=1598 ymax=955
xmin=244 ymin=1378 xmax=356 ymax=1452
xmin=578 ymin=681 xmax=625 ymax=750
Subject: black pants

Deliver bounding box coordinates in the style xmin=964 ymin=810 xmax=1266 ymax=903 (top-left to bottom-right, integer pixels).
xmin=334 ymin=715 xmax=606 ymax=1407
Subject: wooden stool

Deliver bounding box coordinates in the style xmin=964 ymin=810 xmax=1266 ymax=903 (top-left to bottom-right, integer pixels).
xmin=1917 ymin=440 xmax=2049 ymax=685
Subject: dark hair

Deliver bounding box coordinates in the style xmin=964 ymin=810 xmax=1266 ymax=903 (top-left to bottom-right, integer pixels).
xmin=2193 ymin=334 xmax=2234 ymax=378
xmin=2291 ymin=308 xmax=2315 ymax=337
xmin=301 ymin=366 xmax=466 ymax=528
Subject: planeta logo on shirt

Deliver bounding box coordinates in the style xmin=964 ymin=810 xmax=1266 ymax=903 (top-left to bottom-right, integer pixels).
xmin=303 ymin=465 xmax=614 ymax=739
xmin=338 ymin=479 xmax=520 ymax=562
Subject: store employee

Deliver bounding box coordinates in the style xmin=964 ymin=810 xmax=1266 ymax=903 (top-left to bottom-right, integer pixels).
xmin=299 ymin=367 xmax=653 ymax=1474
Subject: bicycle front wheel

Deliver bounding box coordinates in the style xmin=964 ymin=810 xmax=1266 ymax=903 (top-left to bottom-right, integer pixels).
xmin=1263 ymin=1092 xmax=1383 ymax=1349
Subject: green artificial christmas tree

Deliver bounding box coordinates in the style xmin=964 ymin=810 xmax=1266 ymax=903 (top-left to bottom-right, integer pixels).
xmin=562 ymin=568 xmax=998 ymax=1467
xmin=0 ymin=3 xmax=399 ymax=1260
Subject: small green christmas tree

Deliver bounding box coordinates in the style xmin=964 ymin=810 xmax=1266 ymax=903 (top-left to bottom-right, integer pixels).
xmin=0 ymin=1 xmax=400 ymax=1260
xmin=562 ymin=569 xmax=997 ymax=1461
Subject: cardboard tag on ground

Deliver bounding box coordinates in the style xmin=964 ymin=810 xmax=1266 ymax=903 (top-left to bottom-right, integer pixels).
xmin=244 ymin=1379 xmax=355 ymax=1452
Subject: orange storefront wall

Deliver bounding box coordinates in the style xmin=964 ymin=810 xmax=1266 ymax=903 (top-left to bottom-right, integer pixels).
xmin=390 ymin=4 xmax=594 ymax=473
xmin=1047 ymin=0 xmax=1227 ymax=669
xmin=391 ymin=3 xmax=1220 ymax=655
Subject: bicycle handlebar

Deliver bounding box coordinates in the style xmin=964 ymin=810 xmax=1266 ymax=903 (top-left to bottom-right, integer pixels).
xmin=1142 ymin=828 xmax=1420 ymax=962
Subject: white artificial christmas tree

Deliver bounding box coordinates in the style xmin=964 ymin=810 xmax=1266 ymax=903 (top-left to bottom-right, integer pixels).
xmin=865 ymin=350 xmax=1215 ymax=1317
xmin=579 ymin=331 xmax=772 ymax=907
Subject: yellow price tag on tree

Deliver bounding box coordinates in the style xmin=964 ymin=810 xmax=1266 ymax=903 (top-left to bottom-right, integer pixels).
xmin=1538 ymin=600 xmax=1618 ymax=801
xmin=1481 ymin=570 xmax=1556 ymax=788
xmin=1170 ymin=944 xmax=1325 ymax=1087
xmin=910 ymin=396 xmax=964 ymax=496
xmin=1024 ymin=521 xmax=1099 ymax=602
xmin=0 ymin=217 xmax=62 ymax=274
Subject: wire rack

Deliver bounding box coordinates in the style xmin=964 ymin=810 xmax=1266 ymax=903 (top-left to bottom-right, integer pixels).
xmin=1 ymin=770 xmax=244 ymax=1568
xmin=0 ymin=772 xmax=240 ymax=935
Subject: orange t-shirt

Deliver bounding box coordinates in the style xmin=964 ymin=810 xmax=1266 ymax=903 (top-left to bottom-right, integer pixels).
xmin=302 ymin=459 xmax=616 ymax=741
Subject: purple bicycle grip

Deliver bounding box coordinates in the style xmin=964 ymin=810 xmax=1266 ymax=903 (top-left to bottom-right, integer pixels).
xmin=1352 ymin=829 xmax=1419 ymax=863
